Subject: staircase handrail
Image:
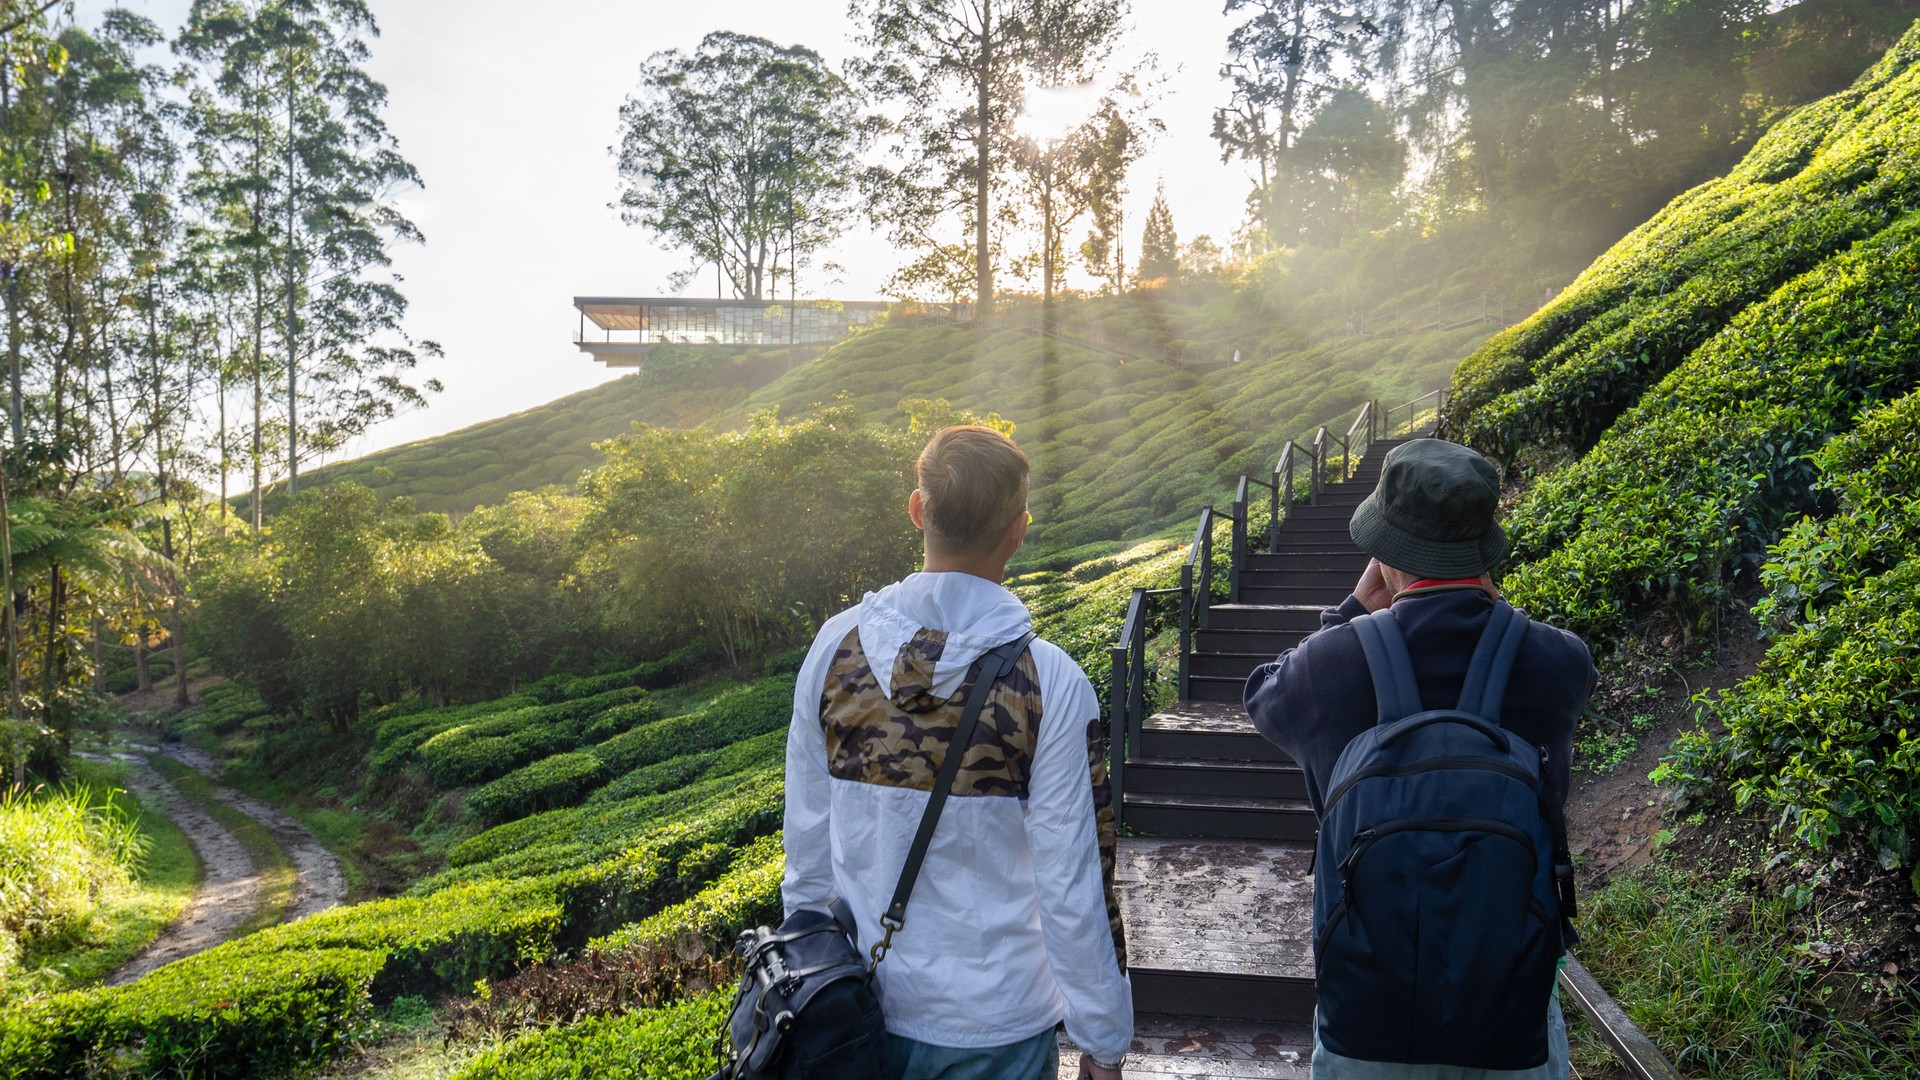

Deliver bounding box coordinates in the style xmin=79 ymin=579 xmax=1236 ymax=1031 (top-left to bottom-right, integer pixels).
xmin=1383 ymin=387 xmax=1447 ymax=439
xmin=1344 ymin=400 xmax=1377 ymax=483
xmin=1108 ymin=584 xmax=1182 ymax=819
xmin=1271 ymin=439 xmax=1300 ymax=550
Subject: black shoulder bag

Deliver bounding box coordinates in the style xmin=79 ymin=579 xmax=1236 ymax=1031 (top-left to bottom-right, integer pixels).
xmin=711 ymin=633 xmax=1035 ymax=1080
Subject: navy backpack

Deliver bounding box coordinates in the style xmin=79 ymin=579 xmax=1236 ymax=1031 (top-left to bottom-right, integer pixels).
xmin=1312 ymin=600 xmax=1578 ymax=1070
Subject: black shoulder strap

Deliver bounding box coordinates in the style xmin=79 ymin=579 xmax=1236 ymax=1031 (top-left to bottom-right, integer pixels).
xmin=882 ymin=632 xmax=1035 ymax=930
xmin=1353 ymin=601 xmax=1527 ymax=725
xmin=1352 ymin=610 xmax=1422 ymax=725
xmin=1457 ymin=601 xmax=1529 ymax=722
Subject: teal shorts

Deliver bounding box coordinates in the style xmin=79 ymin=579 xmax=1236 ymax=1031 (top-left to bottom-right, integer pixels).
xmin=887 ymin=1027 xmax=1059 ymax=1080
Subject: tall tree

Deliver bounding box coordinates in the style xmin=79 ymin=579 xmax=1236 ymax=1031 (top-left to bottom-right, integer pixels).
xmin=615 ymin=32 xmax=860 ymax=303
xmin=1006 ymin=75 xmax=1158 ymax=303
xmin=1213 ymin=0 xmax=1376 ymax=248
xmin=1137 ymin=181 xmax=1178 ymax=281
xmin=850 ymin=0 xmax=1128 ymax=314
xmin=178 ymin=0 xmax=436 ymax=507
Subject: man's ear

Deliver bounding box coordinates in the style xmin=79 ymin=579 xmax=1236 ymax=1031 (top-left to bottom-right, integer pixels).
xmin=908 ymin=488 xmax=926 ymax=531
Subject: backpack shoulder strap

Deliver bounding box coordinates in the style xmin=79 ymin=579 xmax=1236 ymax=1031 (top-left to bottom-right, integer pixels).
xmin=1351 ymin=609 xmax=1422 ymax=725
xmin=1456 ymin=601 xmax=1530 ymax=722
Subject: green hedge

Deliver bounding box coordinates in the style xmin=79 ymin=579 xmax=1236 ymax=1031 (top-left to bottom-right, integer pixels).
xmin=412 ymin=687 xmax=654 ymax=788
xmin=1660 ymin=391 xmax=1920 ymax=867
xmin=589 ymin=730 xmax=785 ymax=805
xmin=469 ymin=753 xmax=609 ymax=824
xmin=591 ymin=834 xmax=785 ymax=956
xmin=1450 ymin=26 xmax=1920 ymax=461
xmin=587 ymin=682 xmax=789 ymax=778
xmin=448 ymin=990 xmax=730 ymax=1080
xmin=0 ymin=947 xmax=384 ymax=1078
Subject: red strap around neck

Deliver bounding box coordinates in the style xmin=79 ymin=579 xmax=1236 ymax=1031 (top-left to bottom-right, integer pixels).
xmin=1406 ymin=577 xmax=1484 ymax=590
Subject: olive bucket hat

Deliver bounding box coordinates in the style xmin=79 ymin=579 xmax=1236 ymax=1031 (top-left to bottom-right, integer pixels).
xmin=1347 ymin=438 xmax=1508 ymax=579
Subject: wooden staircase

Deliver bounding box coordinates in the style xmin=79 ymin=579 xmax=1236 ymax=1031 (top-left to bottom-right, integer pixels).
xmin=1095 ymin=399 xmax=1440 ymax=1068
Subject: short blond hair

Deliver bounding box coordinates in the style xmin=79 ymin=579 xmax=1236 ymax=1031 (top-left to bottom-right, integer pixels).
xmin=915 ymin=426 xmax=1029 ymax=558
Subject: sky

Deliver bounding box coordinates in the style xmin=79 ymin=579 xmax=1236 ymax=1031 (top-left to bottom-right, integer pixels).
xmin=87 ymin=0 xmax=1258 ymax=465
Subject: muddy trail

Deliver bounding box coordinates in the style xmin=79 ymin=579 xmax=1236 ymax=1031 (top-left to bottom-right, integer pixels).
xmin=93 ymin=744 xmax=347 ymax=985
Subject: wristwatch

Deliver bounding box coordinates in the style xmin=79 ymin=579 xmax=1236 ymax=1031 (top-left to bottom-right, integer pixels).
xmin=1089 ymin=1052 xmax=1127 ymax=1070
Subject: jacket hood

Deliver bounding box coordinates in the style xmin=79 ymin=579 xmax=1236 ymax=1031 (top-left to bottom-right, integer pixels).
xmin=856 ymin=572 xmax=1033 ymax=712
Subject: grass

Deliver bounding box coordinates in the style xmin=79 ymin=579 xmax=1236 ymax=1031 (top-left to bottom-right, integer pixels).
xmin=1569 ymin=858 xmax=1920 ymax=1078
xmin=5 ymin=758 xmax=198 ymax=997
xmin=147 ymin=753 xmax=298 ymax=939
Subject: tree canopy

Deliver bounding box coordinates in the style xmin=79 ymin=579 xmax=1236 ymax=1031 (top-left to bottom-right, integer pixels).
xmin=615 ymin=32 xmax=861 ymax=302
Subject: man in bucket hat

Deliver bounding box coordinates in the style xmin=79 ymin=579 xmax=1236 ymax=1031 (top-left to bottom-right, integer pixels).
xmin=1244 ymin=438 xmax=1596 ymax=1080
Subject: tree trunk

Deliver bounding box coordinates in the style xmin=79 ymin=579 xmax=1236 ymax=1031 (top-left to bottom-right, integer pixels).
xmin=135 ymin=629 xmax=152 ymax=695
xmin=0 ymin=462 xmax=25 ymax=788
xmin=974 ymin=0 xmax=995 ymax=318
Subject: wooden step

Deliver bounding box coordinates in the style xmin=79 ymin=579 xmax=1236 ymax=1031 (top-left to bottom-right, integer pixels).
xmin=1204 ymin=604 xmax=1325 ymax=631
xmin=1122 ymin=792 xmax=1316 ymax=841
xmin=1117 ymin=837 xmax=1318 ymax=1023
xmin=1271 ymin=529 xmax=1356 ymax=549
xmin=1237 ymin=567 xmax=1356 ymax=588
xmin=1195 ymin=627 xmax=1310 ymax=655
xmin=1139 ymin=702 xmax=1280 ymax=761
xmin=1190 ymin=651 xmax=1283 ymax=679
xmin=1239 ymin=584 xmax=1351 ymax=606
xmin=1245 ymin=551 xmax=1367 ymax=572
xmin=1053 ymin=1016 xmax=1312 ymax=1078
xmin=1188 ymin=673 xmax=1251 ymax=702
xmin=1124 ymin=756 xmax=1305 ymax=799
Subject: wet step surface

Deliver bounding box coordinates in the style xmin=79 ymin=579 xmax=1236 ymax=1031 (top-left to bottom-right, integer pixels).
xmin=1117 ymin=837 xmax=1316 ymax=982
xmin=1058 ymin=1015 xmax=1312 ymax=1078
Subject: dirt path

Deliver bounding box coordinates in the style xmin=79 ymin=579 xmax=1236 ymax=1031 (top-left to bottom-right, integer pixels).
xmin=90 ymin=744 xmax=347 ymax=985
xmin=151 ymin=744 xmax=347 ymax=923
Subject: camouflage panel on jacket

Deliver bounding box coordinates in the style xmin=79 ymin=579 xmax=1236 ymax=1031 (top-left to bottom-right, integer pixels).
xmin=819 ymin=626 xmax=1126 ymax=965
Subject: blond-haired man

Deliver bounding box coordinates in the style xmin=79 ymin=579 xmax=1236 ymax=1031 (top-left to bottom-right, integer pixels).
xmin=784 ymin=426 xmax=1133 ymax=1079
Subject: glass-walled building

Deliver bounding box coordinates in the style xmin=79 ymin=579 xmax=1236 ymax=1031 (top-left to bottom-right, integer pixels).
xmin=572 ymin=296 xmax=894 ymax=368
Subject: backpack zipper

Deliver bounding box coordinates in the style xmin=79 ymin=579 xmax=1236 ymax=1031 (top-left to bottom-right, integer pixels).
xmin=1330 ymin=817 xmax=1540 ymax=940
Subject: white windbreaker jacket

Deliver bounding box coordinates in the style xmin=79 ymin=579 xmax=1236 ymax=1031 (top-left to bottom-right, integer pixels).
xmin=782 ymin=571 xmax=1133 ymax=1061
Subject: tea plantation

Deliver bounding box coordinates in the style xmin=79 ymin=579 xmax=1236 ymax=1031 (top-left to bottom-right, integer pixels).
xmin=0 ymin=536 xmax=1191 ymax=1077
xmin=1450 ymin=22 xmax=1920 ymax=895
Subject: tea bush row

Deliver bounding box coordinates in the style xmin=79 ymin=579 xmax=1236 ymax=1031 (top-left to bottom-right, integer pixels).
xmin=1449 ymin=26 xmax=1920 ymax=462
xmin=448 ymin=990 xmax=729 ymax=1080
xmin=1490 ymin=207 xmax=1920 ymax=636
xmin=1659 ymin=391 xmax=1920 ymax=869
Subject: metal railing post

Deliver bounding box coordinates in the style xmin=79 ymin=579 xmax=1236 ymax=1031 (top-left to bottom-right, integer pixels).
xmin=1108 ymin=642 xmax=1128 ymax=825
xmin=1230 ymin=478 xmax=1249 ymax=602
xmin=1177 ymin=562 xmax=1192 ymax=698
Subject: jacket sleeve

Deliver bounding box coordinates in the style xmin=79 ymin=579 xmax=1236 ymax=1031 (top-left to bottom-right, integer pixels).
xmin=1022 ymin=641 xmax=1133 ymax=1063
xmin=1243 ymin=595 xmax=1366 ymax=756
xmin=781 ymin=622 xmax=843 ymax=916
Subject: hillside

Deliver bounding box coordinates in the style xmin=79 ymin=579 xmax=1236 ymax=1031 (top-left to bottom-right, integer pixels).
xmin=252 ymin=345 xmax=803 ymax=518
xmin=1448 ymin=14 xmax=1920 ymax=1046
xmin=284 ymin=281 xmax=1494 ymax=548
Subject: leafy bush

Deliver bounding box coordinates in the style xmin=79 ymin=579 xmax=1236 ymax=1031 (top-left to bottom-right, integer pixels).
xmin=0 ymin=946 xmax=384 ymax=1078
xmin=590 ymin=834 xmax=784 ymax=956
xmin=1450 ymin=25 xmax=1920 ymax=461
xmin=587 ymin=682 xmax=789 ymax=778
xmin=448 ymin=990 xmax=730 ymax=1080
xmin=469 ymin=753 xmax=608 ymax=824
xmin=1660 ymin=392 xmax=1920 ymax=867
xmin=0 ymin=784 xmax=147 ymax=983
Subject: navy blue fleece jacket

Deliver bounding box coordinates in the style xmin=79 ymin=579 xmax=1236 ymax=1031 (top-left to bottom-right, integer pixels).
xmin=1243 ymin=588 xmax=1596 ymax=817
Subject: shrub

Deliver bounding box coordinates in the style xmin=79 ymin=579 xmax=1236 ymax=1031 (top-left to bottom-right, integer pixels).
xmin=590 ymin=834 xmax=784 ymax=956
xmin=1660 ymin=392 xmax=1920 ymax=868
xmin=447 ymin=990 xmax=729 ymax=1080
xmin=0 ymin=784 xmax=148 ymax=982
xmin=587 ymin=682 xmax=789 ymax=779
xmin=469 ymin=753 xmax=608 ymax=824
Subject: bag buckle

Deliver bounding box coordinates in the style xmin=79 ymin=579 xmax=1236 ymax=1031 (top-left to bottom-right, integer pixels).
xmin=868 ymin=912 xmax=903 ymax=974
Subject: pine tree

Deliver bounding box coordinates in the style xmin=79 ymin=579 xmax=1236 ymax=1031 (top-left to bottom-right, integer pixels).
xmin=1138 ymin=182 xmax=1178 ymax=281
